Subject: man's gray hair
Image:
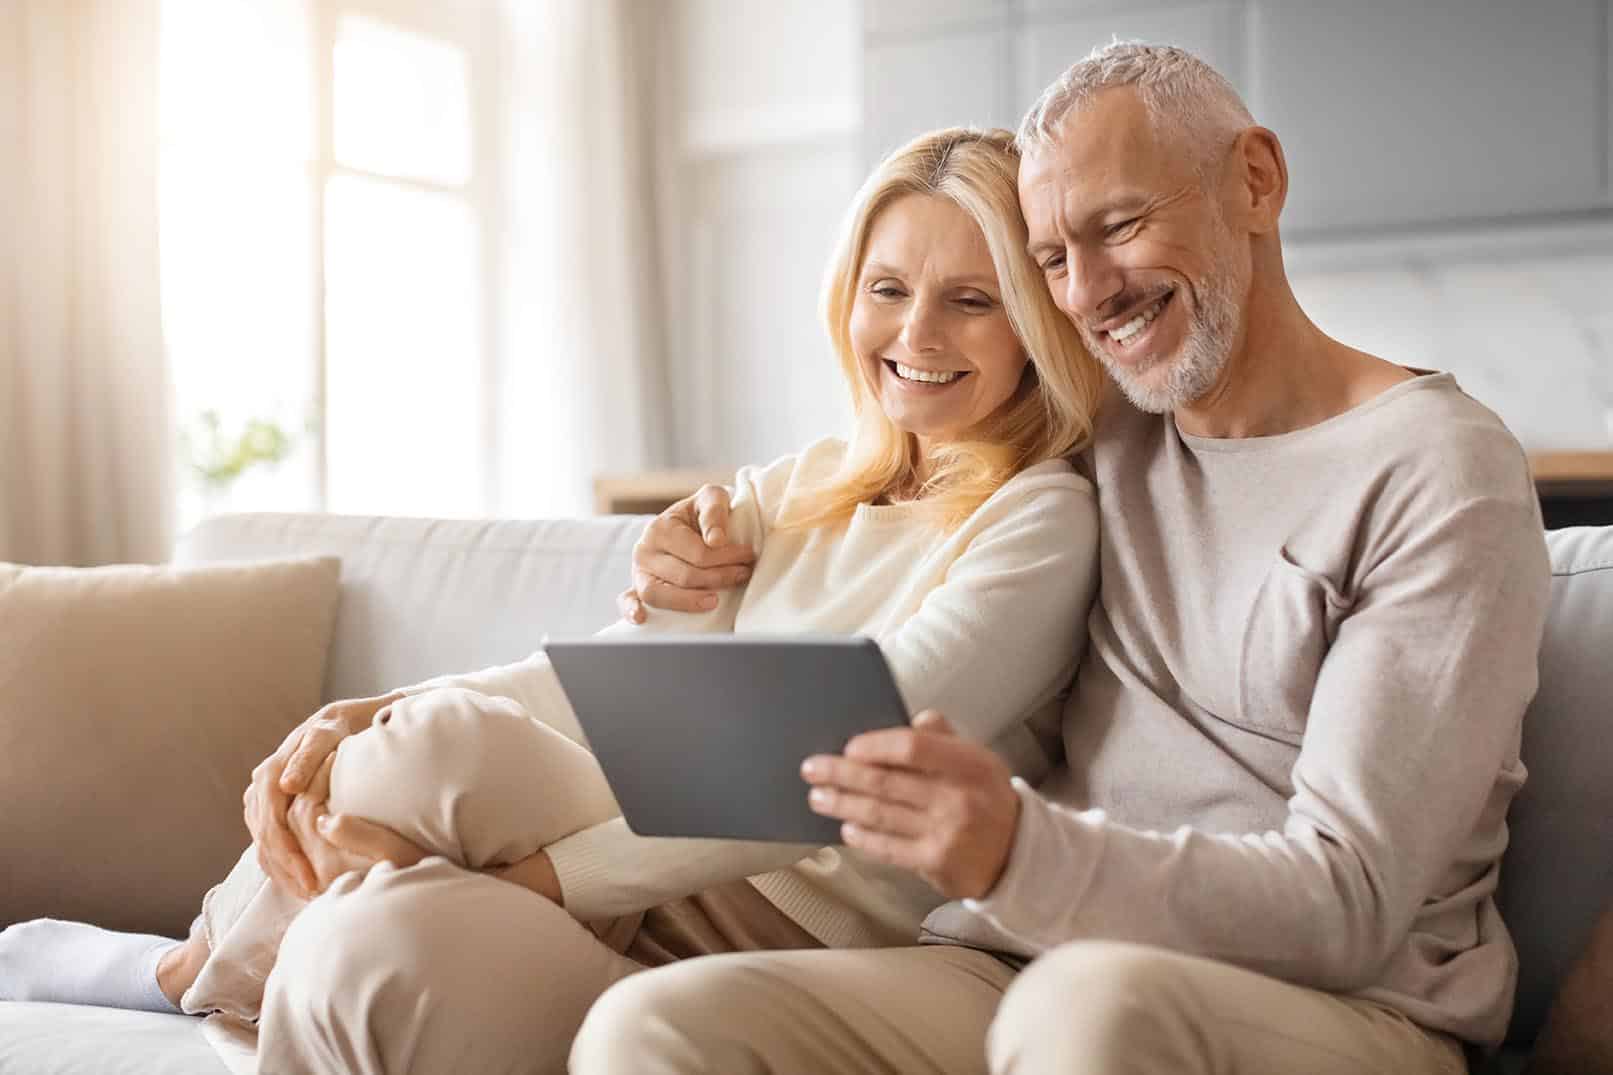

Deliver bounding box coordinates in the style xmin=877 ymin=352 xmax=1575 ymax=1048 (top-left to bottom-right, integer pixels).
xmin=1016 ymin=42 xmax=1254 ymax=180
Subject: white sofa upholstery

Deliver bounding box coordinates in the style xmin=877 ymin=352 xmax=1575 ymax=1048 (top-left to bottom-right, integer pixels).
xmin=1 ymin=513 xmax=1609 ymax=1074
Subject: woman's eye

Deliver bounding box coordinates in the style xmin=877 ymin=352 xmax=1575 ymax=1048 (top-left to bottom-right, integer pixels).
xmin=869 ymin=284 xmax=905 ymax=299
xmin=1041 ymin=253 xmax=1066 ymax=273
xmin=955 ymin=296 xmax=991 ymax=310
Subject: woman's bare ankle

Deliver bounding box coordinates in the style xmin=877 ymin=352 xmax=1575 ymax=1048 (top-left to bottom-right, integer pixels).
xmin=155 ymin=934 xmax=208 ymax=1006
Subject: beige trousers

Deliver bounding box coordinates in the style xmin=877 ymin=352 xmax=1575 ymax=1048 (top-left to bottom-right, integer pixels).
xmin=570 ymin=940 xmax=1468 ymax=1075
xmin=182 ymin=686 xmax=821 ymax=1074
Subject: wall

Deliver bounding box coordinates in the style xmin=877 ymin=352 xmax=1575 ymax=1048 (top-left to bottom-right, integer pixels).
xmin=655 ymin=0 xmax=863 ymax=469
xmin=661 ymin=0 xmax=1613 ymax=470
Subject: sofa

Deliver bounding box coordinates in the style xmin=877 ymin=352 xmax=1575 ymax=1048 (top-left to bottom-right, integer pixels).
xmin=1 ymin=511 xmax=1610 ymax=1074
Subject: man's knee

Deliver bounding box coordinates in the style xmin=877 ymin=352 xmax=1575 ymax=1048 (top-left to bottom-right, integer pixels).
xmin=990 ymin=942 xmax=1201 ymax=1071
xmin=572 ymin=961 xmax=756 ymax=1075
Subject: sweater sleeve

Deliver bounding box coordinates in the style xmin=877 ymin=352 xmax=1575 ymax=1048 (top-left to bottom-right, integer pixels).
xmin=965 ymin=492 xmax=1552 ymax=992
xmin=879 ymin=467 xmax=1097 ymax=772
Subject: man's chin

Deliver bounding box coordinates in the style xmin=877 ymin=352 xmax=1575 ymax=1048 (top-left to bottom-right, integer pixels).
xmin=1100 ymin=352 xmax=1183 ymax=414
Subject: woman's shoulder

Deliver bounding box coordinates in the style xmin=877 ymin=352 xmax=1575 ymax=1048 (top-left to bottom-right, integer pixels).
xmin=730 ymin=437 xmax=849 ymax=523
xmin=959 ymin=455 xmax=1097 ymax=539
xmin=989 ymin=456 xmax=1095 ymax=508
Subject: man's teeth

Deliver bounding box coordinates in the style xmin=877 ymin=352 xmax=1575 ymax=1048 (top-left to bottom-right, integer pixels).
xmin=1107 ymin=293 xmax=1171 ymax=343
xmin=894 ymin=362 xmax=963 ymax=384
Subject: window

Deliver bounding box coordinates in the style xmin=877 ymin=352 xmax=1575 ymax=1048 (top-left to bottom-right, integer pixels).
xmin=160 ymin=0 xmax=499 ymax=526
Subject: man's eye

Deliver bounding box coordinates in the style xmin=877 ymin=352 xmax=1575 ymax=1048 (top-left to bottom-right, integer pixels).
xmin=1105 ymin=217 xmax=1141 ymax=238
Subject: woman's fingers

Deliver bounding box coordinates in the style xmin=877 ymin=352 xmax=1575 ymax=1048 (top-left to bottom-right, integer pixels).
xmin=317 ymin=814 xmax=429 ymax=871
xmin=279 ymin=722 xmax=342 ymax=793
xmin=253 ymin=780 xmax=317 ymax=898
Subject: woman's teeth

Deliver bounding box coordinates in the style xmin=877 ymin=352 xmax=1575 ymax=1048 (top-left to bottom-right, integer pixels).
xmin=1108 ymin=292 xmax=1171 ymax=344
xmin=894 ymin=362 xmax=963 ymax=384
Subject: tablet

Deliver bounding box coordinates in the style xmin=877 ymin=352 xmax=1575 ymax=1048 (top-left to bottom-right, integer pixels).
xmin=543 ymin=636 xmax=910 ymax=844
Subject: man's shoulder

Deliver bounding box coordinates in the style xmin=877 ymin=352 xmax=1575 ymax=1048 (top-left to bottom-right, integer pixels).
xmin=1352 ymin=374 xmax=1536 ymax=510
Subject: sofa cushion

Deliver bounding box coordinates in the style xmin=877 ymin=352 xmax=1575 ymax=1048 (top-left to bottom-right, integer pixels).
xmin=0 ymin=556 xmax=341 ymax=939
xmin=1498 ymin=525 xmax=1613 ymax=1046
xmin=0 ymin=1003 xmax=224 ymax=1075
xmin=174 ymin=513 xmax=645 ymax=703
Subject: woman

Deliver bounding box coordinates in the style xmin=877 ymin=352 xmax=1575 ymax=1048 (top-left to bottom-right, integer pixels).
xmin=0 ymin=127 xmax=1104 ymax=1072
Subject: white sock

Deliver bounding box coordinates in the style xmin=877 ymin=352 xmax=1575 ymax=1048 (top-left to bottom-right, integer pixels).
xmin=0 ymin=919 xmax=183 ymax=1014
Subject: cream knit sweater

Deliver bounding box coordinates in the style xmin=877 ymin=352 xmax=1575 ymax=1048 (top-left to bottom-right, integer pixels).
xmin=403 ymin=438 xmax=1098 ymax=949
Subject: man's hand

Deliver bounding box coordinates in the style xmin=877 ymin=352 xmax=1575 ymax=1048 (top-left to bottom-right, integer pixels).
xmin=617 ymin=484 xmax=754 ymax=622
xmin=800 ymin=711 xmax=1022 ymax=900
xmin=244 ymin=691 xmax=403 ymax=899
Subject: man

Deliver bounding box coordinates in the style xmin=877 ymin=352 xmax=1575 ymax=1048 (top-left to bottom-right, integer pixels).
xmin=582 ymin=43 xmax=1551 ymax=1074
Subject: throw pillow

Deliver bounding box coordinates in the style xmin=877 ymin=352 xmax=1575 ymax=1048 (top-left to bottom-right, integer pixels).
xmin=0 ymin=556 xmax=341 ymax=938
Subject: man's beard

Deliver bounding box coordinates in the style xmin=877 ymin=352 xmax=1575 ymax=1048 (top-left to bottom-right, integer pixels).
xmin=1078 ymin=245 xmax=1244 ymax=415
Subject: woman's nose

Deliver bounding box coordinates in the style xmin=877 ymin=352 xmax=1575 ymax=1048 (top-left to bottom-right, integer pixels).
xmin=899 ymin=300 xmax=945 ymax=354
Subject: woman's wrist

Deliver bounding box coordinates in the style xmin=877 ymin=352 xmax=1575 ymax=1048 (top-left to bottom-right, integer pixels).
xmin=490 ymin=849 xmax=564 ymax=906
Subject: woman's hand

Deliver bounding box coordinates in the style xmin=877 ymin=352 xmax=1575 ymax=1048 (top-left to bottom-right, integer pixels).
xmin=800 ymin=711 xmax=1022 ymax=901
xmin=244 ymin=691 xmax=404 ymax=899
xmin=314 ymin=799 xmax=565 ymax=907
xmin=617 ymin=484 xmax=754 ymax=622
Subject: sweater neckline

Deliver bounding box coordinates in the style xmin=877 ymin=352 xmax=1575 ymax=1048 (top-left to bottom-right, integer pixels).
xmin=1172 ymin=370 xmax=1453 ymax=454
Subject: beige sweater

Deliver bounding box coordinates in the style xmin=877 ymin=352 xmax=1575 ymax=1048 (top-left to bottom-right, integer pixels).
xmin=406 ymin=438 xmax=1099 ymax=949
xmin=922 ymin=374 xmax=1552 ymax=1047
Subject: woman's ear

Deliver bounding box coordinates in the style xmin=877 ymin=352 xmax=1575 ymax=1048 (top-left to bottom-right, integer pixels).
xmin=1229 ymin=127 xmax=1287 ymax=235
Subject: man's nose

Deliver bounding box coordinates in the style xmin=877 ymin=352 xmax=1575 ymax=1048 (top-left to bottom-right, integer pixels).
xmin=1061 ymin=250 xmax=1123 ymax=321
xmin=900 ymin=299 xmax=945 ymax=354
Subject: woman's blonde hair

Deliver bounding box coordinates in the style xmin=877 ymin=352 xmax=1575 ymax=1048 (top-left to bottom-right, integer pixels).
xmin=783 ymin=127 xmax=1105 ymax=531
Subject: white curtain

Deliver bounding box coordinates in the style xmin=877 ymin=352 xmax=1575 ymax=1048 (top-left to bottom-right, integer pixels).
xmin=494 ymin=0 xmax=671 ymax=517
xmin=0 ymin=0 xmax=173 ymax=565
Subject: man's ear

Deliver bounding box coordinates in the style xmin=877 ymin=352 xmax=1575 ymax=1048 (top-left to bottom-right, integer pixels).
xmin=1227 ymin=126 xmax=1287 ymax=235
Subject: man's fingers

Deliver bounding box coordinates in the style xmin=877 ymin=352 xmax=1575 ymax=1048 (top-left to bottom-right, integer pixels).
xmin=693 ymin=484 xmax=734 ymax=546
xmin=318 ymin=814 xmax=428 ymax=869
xmin=617 ymin=588 xmax=647 ymax=624
xmin=639 ymin=551 xmax=752 ymax=592
xmin=911 ymin=710 xmax=957 ymax=736
xmin=837 ymin=727 xmax=978 ymax=774
xmin=640 ymin=520 xmax=755 ymax=572
xmin=799 ymin=756 xmax=932 ymax=808
xmin=635 ymin=574 xmax=721 ymax=613
xmin=808 ymin=786 xmax=928 ymax=836
xmin=838 ymin=823 xmax=927 ymax=872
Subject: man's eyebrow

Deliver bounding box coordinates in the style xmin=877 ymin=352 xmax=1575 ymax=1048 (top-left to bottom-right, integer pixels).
xmin=1026 ymin=192 xmax=1158 ymax=255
